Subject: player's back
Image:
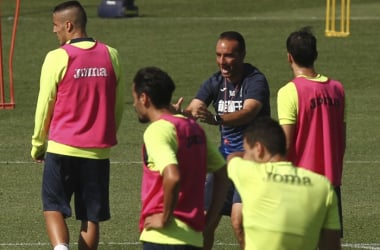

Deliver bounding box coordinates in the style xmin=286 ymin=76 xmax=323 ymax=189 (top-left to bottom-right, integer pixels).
xmin=228 ymin=159 xmax=340 ymax=250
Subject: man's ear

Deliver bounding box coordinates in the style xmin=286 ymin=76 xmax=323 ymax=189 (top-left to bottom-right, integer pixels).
xmin=287 ymin=53 xmax=293 ymax=64
xmin=66 ymin=21 xmax=74 ymax=32
xmin=139 ymin=92 xmax=150 ymax=107
xmin=255 ymin=142 xmax=266 ymax=159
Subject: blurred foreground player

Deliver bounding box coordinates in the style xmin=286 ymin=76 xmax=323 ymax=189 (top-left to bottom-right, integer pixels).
xmin=227 ymin=117 xmax=342 ymax=250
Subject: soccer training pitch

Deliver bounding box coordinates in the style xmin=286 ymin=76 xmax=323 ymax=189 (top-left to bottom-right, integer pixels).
xmin=0 ymin=0 xmax=379 ymax=249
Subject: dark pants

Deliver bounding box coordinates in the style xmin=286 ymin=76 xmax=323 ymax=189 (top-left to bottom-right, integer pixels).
xmin=334 ymin=186 xmax=344 ymax=238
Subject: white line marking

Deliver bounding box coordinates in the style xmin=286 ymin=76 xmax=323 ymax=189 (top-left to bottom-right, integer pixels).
xmin=342 ymin=243 xmax=380 ymax=250
xmin=345 ymin=160 xmax=380 ymax=164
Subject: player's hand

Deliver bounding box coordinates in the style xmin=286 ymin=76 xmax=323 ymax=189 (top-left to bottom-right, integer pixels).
xmin=197 ymin=107 xmax=217 ymax=125
xmin=31 ymin=149 xmax=45 ymax=163
xmin=32 ymin=154 xmax=45 ymax=163
xmin=144 ymin=213 xmax=166 ymax=230
xmin=171 ymin=97 xmax=184 ymax=113
xmin=171 ymin=97 xmax=198 ymax=119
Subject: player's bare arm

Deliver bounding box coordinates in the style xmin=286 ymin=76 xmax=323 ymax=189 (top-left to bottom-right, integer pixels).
xmin=281 ymin=124 xmax=296 ymax=153
xmin=195 ymin=98 xmax=263 ymax=126
xmin=184 ymin=98 xmax=207 ymax=119
xmin=144 ymin=164 xmax=180 ymax=229
xmin=203 ymin=166 xmax=228 ymax=250
xmin=220 ymin=98 xmax=262 ymax=126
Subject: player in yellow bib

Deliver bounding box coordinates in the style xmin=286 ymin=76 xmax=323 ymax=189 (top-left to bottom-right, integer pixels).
xmin=227 ymin=117 xmax=341 ymax=250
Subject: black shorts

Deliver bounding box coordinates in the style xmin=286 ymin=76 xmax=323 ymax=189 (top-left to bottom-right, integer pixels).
xmin=204 ymin=173 xmax=241 ymax=216
xmin=42 ymin=152 xmax=110 ymax=222
xmin=334 ymin=186 xmax=344 ymax=237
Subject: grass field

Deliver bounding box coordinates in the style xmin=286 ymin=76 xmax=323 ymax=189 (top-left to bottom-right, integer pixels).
xmin=1 ymin=0 xmax=380 ymax=249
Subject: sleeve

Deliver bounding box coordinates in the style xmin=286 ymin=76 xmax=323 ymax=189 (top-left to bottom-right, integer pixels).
xmin=227 ymin=157 xmax=242 ymax=183
xmin=277 ymin=82 xmax=298 ymax=125
xmin=227 ymin=157 xmax=256 ymax=194
xmin=227 ymin=157 xmax=236 ymax=178
xmin=143 ymin=120 xmax=178 ymax=174
xmin=31 ymin=49 xmax=68 ymax=159
xmin=194 ymin=77 xmax=217 ymax=106
xmin=322 ymin=184 xmax=342 ymax=230
xmin=107 ymin=46 xmax=125 ymax=132
xmin=244 ymin=73 xmax=270 ymax=104
xmin=205 ymin=136 xmax=225 ymax=173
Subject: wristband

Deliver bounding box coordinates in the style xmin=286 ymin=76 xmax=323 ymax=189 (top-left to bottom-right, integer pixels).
xmin=214 ymin=114 xmax=223 ymax=125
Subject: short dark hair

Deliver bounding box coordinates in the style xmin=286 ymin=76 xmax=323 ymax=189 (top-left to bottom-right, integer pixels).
xmin=244 ymin=117 xmax=287 ymax=156
xmin=219 ymin=31 xmax=246 ymax=53
xmin=286 ymin=26 xmax=318 ymax=68
xmin=133 ymin=67 xmax=175 ymax=108
xmin=53 ymin=1 xmax=87 ymax=28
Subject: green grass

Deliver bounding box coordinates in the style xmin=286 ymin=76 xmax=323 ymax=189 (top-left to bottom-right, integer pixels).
xmin=1 ymin=0 xmax=380 ymax=249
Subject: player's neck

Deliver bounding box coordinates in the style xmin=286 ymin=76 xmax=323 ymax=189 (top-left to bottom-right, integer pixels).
xmin=149 ymin=107 xmax=173 ymax=122
xmin=226 ymin=76 xmax=242 ymax=86
xmin=292 ymin=65 xmax=317 ymax=78
xmin=267 ymin=154 xmax=284 ymax=163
